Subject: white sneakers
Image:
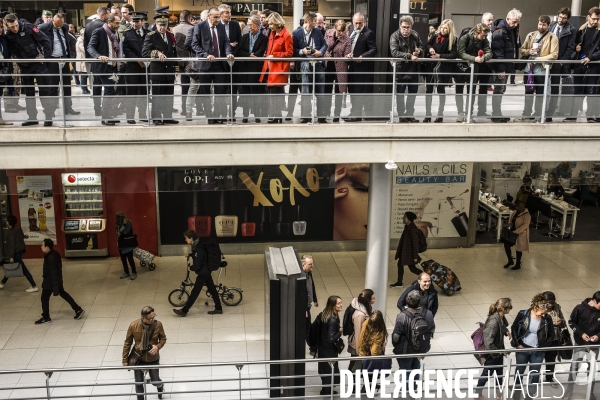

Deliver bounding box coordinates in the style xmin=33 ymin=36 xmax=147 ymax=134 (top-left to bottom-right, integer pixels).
xmin=26 ymin=286 xmax=39 ymax=293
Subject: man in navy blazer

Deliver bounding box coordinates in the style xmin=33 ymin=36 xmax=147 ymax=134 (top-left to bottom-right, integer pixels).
xmin=292 ymin=12 xmax=327 ymax=123
xmin=88 ymin=14 xmax=122 ymax=125
xmin=39 ymin=13 xmax=80 ymax=116
xmin=191 ymin=7 xmax=234 ymax=124
xmin=344 ymin=12 xmax=377 ymax=122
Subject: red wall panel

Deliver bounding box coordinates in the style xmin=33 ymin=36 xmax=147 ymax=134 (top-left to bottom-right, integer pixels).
xmin=6 ymin=168 xmax=158 ymax=259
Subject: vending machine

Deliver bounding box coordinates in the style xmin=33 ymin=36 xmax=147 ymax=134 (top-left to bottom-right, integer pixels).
xmin=60 ymin=173 xmax=108 ymax=257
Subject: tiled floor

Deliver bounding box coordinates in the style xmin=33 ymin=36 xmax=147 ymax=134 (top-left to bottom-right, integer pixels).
xmin=0 ymin=242 xmax=598 ymax=399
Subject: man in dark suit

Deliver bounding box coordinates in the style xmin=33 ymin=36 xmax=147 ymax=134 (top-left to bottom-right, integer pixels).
xmin=39 ymin=13 xmax=80 ymax=117
xmin=84 ymin=6 xmax=109 ymax=116
xmin=142 ymin=16 xmax=179 ymax=125
xmin=292 ymin=12 xmax=327 ymax=123
xmin=344 ymin=12 xmax=377 ymax=122
xmin=237 ymin=15 xmax=268 ymax=122
xmin=219 ymin=4 xmax=242 ymax=120
xmin=88 ymin=14 xmax=122 ymax=125
xmin=191 ymin=7 xmax=234 ymax=124
xmin=121 ymin=13 xmax=149 ymax=124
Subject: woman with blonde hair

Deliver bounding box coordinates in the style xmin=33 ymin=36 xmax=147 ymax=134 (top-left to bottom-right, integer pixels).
xmin=423 ymin=19 xmax=457 ymax=123
xmin=317 ymin=295 xmax=343 ymax=395
xmin=474 ymin=298 xmax=512 ymax=400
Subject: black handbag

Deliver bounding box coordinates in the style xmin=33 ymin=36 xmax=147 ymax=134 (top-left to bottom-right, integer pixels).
xmin=335 ymin=338 xmax=345 ymax=354
xmin=501 ymin=226 xmax=518 ymax=244
xmin=118 ymin=225 xmax=138 ymax=248
xmin=559 ymin=328 xmax=574 ymax=360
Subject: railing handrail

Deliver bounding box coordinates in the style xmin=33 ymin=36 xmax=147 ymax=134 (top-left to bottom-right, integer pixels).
xmin=7 ymin=56 xmax=600 ymax=64
xmin=0 ymin=343 xmax=598 ymax=376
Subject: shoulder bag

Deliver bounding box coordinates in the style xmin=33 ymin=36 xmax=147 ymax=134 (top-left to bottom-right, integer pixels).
xmin=2 ymin=262 xmax=24 ymax=278
xmin=127 ymin=349 xmax=140 ymax=366
xmin=501 ymin=226 xmax=518 ymax=244
xmin=558 ymin=328 xmax=573 ymax=360
xmin=335 ymin=337 xmax=345 ymax=354
xmin=118 ymin=225 xmax=138 ymax=248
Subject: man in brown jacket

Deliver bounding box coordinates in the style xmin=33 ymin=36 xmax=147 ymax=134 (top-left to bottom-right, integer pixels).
xmin=390 ymin=211 xmax=422 ymax=288
xmin=122 ymin=306 xmax=167 ymax=400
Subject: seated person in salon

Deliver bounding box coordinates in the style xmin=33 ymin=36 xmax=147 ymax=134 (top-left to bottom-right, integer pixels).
xmin=516 ymin=176 xmax=537 ymax=204
xmin=546 ymin=172 xmax=564 ymax=198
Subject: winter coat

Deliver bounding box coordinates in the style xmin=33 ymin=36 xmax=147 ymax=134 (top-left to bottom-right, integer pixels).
xmin=483 ymin=312 xmax=509 ymax=358
xmin=189 ymin=239 xmax=209 ymax=275
xmin=457 ymin=30 xmax=492 ymax=73
xmin=569 ymin=298 xmax=600 ymax=345
xmin=348 ymin=298 xmax=369 ymax=355
xmin=574 ymin=23 xmax=600 ymax=61
xmin=548 ymin=21 xmax=576 ymax=62
xmin=122 ymin=319 xmax=167 ymax=363
xmin=319 ymin=315 xmax=342 ymax=351
xmin=508 ymin=209 xmax=530 ymax=252
xmin=76 ymin=35 xmax=87 ymax=72
xmin=324 ymin=28 xmax=351 ymax=93
xmin=260 ymin=27 xmax=294 ymax=86
xmin=42 ymin=249 xmax=63 ymax=295
xmin=395 ymin=222 xmax=422 ymax=267
xmin=511 ymin=309 xmax=556 ymax=348
xmin=5 ymin=225 xmax=26 ymax=259
xmin=491 ymin=18 xmax=521 ymax=73
xmin=392 ymin=307 xmax=435 ymax=354
xmin=390 ymin=29 xmax=424 ymax=76
xmin=424 ymin=33 xmax=457 ymax=75
xmin=357 ymin=319 xmax=386 ymax=356
xmin=519 ymin=31 xmax=558 ymax=62
xmin=397 ymin=280 xmax=439 ymax=317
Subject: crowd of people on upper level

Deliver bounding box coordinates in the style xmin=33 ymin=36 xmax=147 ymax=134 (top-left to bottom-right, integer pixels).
xmin=0 ymin=4 xmax=599 ymax=126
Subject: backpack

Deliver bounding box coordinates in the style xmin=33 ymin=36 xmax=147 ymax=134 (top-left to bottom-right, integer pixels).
xmin=203 ymin=241 xmax=224 ymax=271
xmin=403 ymin=309 xmax=432 ymax=353
xmin=471 ymin=321 xmax=487 ymax=365
xmin=416 ymin=228 xmax=427 ymax=253
xmin=511 ymin=309 xmax=530 ymax=348
xmin=342 ymin=304 xmax=357 ymax=337
xmin=307 ymin=312 xmax=323 ymax=349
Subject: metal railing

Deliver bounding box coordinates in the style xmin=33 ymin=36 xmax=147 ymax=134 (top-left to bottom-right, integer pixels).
xmin=2 ymin=57 xmax=600 ymax=127
xmin=0 ymin=344 xmax=598 ymax=399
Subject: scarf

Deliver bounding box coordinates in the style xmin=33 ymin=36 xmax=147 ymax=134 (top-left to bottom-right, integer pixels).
xmin=102 ymin=23 xmax=121 ymax=59
xmin=249 ymin=31 xmax=260 ymax=54
xmin=140 ymin=319 xmax=154 ymax=352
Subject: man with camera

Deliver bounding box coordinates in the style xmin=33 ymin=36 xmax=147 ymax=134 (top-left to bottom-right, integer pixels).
xmin=292 ymin=11 xmax=327 ymax=123
xmin=87 ymin=13 xmax=122 ymax=125
xmin=122 ymin=306 xmax=167 ymax=400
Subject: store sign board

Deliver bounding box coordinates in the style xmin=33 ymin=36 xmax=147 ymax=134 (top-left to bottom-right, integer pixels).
xmin=172 ymin=0 xmax=283 ymax=15
xmin=61 ymin=173 xmax=102 ymax=186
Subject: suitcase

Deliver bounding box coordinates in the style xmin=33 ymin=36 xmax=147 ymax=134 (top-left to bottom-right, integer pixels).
xmin=133 ymin=248 xmax=156 ymax=271
xmin=420 ymin=259 xmax=461 ymax=296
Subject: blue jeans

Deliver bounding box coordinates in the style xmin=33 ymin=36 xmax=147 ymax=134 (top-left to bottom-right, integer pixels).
xmin=2 ymin=251 xmax=36 ymax=287
xmin=476 ymin=355 xmax=505 ymax=395
xmin=515 ymin=350 xmax=545 ymax=387
xmin=300 ymin=61 xmax=325 ymax=118
xmin=396 ymin=357 xmax=421 ymax=391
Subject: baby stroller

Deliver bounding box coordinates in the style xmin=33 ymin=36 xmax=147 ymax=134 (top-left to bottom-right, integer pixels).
xmin=133 ymin=248 xmax=156 ymax=271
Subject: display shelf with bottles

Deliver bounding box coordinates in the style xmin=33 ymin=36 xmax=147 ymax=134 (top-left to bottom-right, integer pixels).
xmin=61 ymin=174 xmax=105 ymax=218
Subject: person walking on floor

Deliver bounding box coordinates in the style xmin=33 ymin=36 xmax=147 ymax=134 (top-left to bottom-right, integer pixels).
xmin=122 ymin=306 xmax=166 ymax=400
xmin=390 ymin=211 xmax=422 ymax=288
xmin=503 ymin=200 xmax=530 ymax=270
xmin=474 ymin=297 xmax=512 ymax=400
xmin=36 ymin=239 xmax=84 ymax=324
xmin=173 ymin=230 xmax=223 ymax=316
xmin=116 ymin=211 xmax=137 ymax=280
xmin=0 ymin=215 xmax=38 ymax=292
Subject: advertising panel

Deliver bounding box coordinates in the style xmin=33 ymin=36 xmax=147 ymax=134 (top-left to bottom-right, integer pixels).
xmin=157 ymin=165 xmax=336 ymax=244
xmin=15 ymin=175 xmax=57 ymax=244
xmin=391 ymin=163 xmax=473 ymax=239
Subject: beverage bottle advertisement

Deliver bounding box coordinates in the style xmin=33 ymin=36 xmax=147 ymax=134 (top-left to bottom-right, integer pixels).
xmin=15 ymin=175 xmax=57 ymax=244
xmin=391 ymin=163 xmax=473 ymax=239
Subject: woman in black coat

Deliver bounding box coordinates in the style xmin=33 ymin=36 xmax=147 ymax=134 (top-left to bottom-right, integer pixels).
xmin=317 ymin=295 xmax=343 ymax=395
xmin=0 ymin=19 xmax=14 ymax=126
xmin=237 ymin=16 xmax=268 ymax=123
xmin=424 ymin=19 xmax=457 ymax=123
xmin=0 ymin=215 xmax=37 ymax=291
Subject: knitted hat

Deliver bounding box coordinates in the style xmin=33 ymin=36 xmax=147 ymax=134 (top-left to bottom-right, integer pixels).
xmin=404 ymin=211 xmax=417 ymax=222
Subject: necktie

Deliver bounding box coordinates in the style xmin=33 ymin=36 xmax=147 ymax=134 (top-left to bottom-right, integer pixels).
xmin=137 ymin=29 xmax=142 ymax=37
xmin=224 ymin=22 xmax=229 ymax=38
xmin=350 ymin=31 xmax=358 ymax=52
xmin=556 ymin=27 xmax=561 ymax=37
xmin=56 ymin=29 xmax=67 ymax=57
xmin=212 ymin=26 xmax=220 ymax=57
xmin=162 ymin=34 xmax=167 ymax=43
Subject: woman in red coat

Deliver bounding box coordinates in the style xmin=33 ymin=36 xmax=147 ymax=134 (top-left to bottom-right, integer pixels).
xmin=260 ymin=12 xmax=293 ymax=123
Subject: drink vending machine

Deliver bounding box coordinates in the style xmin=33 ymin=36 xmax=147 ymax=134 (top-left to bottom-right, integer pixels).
xmin=60 ymin=173 xmax=108 ymax=257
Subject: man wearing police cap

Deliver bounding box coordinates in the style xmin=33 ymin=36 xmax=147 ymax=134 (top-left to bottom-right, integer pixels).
xmin=122 ymin=13 xmax=149 ymax=124
xmin=148 ymin=6 xmax=170 ymax=32
xmin=142 ymin=16 xmax=178 ymax=125
xmin=4 ymin=13 xmax=55 ymax=126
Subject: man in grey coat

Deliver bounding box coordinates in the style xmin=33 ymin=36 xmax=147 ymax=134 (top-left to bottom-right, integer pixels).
xmin=302 ymin=255 xmax=318 ymax=337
